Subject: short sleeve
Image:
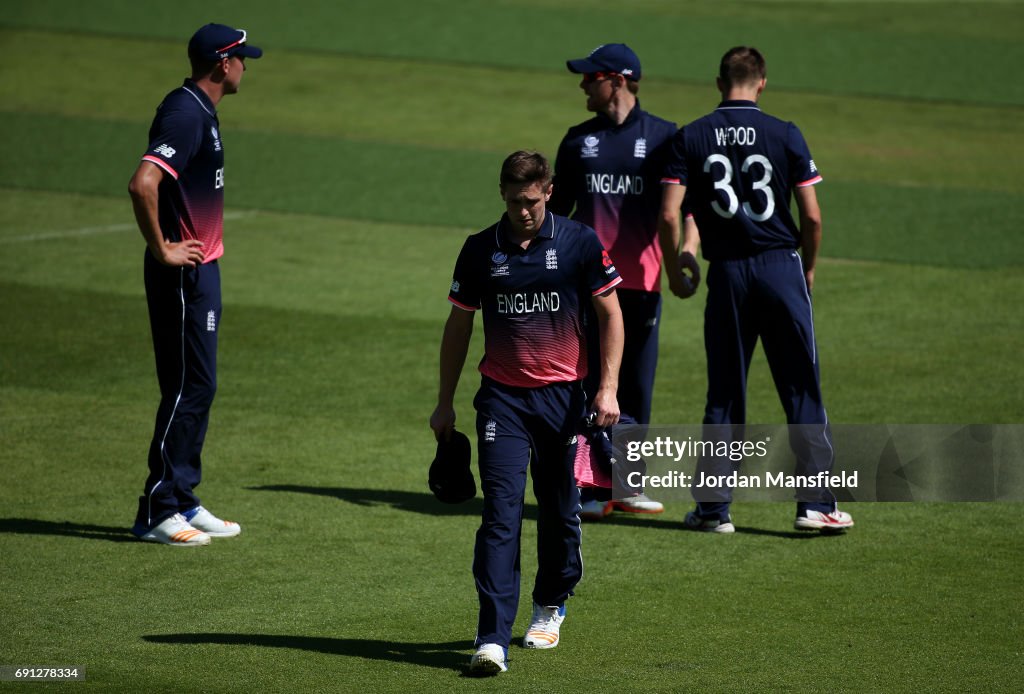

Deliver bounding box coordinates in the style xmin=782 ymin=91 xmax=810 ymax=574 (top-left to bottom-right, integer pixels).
xmin=660 ymin=128 xmax=687 ymax=186
xmin=448 ymin=237 xmax=481 ymax=311
xmin=787 ymin=123 xmax=822 ymax=187
xmin=581 ymin=228 xmax=622 ymax=296
xmin=141 ymin=106 xmax=203 ymax=181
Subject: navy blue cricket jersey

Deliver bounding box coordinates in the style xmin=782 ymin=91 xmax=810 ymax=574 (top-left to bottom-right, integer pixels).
xmin=551 ymin=105 xmax=677 ymax=292
xmin=141 ymin=79 xmax=227 ymax=262
xmin=662 ymin=100 xmax=822 ymax=261
xmin=448 ymin=212 xmax=622 ymax=388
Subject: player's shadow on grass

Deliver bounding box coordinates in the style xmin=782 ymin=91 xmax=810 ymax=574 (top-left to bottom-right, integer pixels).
xmin=247 ymin=486 xmax=822 ymax=537
xmin=249 ymin=484 xmax=538 ymax=521
xmin=734 ymin=526 xmax=822 ymax=540
xmin=144 ymin=633 xmax=467 ymax=673
xmin=582 ymin=514 xmax=819 ymax=537
xmin=0 ymin=518 xmax=135 ymax=543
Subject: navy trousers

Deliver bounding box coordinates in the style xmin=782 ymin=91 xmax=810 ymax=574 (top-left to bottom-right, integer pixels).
xmin=135 ymin=253 xmax=220 ymax=531
xmin=696 ymin=249 xmax=835 ymax=517
xmin=472 ymin=378 xmax=584 ymax=648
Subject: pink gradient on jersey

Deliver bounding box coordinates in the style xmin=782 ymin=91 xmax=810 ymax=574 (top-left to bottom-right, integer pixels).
xmin=797 ymin=175 xmax=823 ymax=187
xmin=574 ymin=433 xmax=612 ymax=489
xmin=140 ymin=154 xmax=224 ymax=263
xmin=178 ymin=197 xmax=224 ymax=263
xmin=591 ymin=207 xmax=662 ymax=292
xmin=480 ymin=315 xmax=586 ymax=388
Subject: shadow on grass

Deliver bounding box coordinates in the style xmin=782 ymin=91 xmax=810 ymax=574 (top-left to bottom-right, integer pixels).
xmin=574 ymin=513 xmax=830 ymax=538
xmin=249 ymin=485 xmax=829 ymax=536
xmin=249 ymin=484 xmax=529 ymax=518
xmin=735 ymin=526 xmax=823 ymax=540
xmin=143 ymin=633 xmax=468 ymax=673
xmin=0 ymin=518 xmax=135 ymax=543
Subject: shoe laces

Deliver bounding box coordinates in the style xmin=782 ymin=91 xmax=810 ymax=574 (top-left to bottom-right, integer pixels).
xmin=530 ymin=605 xmax=561 ymax=630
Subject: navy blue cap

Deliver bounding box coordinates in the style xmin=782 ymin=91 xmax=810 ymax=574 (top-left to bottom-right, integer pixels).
xmin=567 ymin=43 xmax=641 ymax=81
xmin=188 ymin=24 xmax=263 ymax=62
xmin=428 ymin=429 xmax=476 ymax=504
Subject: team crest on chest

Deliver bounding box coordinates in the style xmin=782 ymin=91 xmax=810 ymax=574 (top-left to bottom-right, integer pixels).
xmin=491 ymin=250 xmax=510 ymax=277
xmin=211 ymin=126 xmax=222 ymax=152
xmin=634 ymin=138 xmax=647 ymax=158
xmin=581 ymin=135 xmax=600 ymax=159
xmin=545 ymin=248 xmax=558 ymax=270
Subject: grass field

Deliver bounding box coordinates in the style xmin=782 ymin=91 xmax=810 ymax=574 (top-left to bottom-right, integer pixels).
xmin=1 ymin=1 xmax=1023 ymax=691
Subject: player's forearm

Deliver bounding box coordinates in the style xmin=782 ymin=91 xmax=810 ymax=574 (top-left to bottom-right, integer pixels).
xmin=794 ymin=185 xmax=822 ymax=274
xmin=130 ymin=201 xmax=168 ymax=258
xmin=437 ymin=311 xmax=473 ymax=406
xmin=681 ymin=215 xmax=700 ymax=256
xmin=595 ymin=299 xmax=624 ymax=395
xmin=657 ymin=212 xmax=682 ymax=275
xmin=128 ymin=165 xmax=168 ymax=258
xmin=799 ymin=215 xmax=822 ymax=273
xmin=657 ymin=184 xmax=687 ymax=273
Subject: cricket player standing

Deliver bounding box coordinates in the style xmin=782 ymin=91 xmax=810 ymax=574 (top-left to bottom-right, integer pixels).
xmin=128 ymin=24 xmax=261 ymax=546
xmin=658 ymin=47 xmax=853 ymax=533
xmin=430 ymin=151 xmax=624 ymax=675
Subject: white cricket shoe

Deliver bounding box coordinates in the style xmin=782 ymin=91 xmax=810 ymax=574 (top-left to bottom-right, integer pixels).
xmin=136 ymin=513 xmax=210 ymax=547
xmin=468 ymin=643 xmax=508 ymax=676
xmin=579 ymin=499 xmax=613 ymax=521
xmin=683 ymin=510 xmax=735 ymax=534
xmin=523 ymin=603 xmax=565 ymax=649
xmin=611 ymin=493 xmax=664 ymax=514
xmin=184 ymin=506 xmax=241 ymax=538
xmin=794 ymin=509 xmax=854 ymax=532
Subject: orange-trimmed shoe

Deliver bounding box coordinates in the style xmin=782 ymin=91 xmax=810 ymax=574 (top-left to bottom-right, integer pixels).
xmin=183 ymin=506 xmax=241 ymax=538
xmin=523 ymin=603 xmax=565 ymax=649
xmin=611 ymin=493 xmax=664 ymax=514
xmin=134 ymin=513 xmax=210 ymax=547
xmin=794 ymin=508 xmax=854 ymax=533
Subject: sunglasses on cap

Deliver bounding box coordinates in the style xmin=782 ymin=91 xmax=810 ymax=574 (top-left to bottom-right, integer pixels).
xmin=216 ymin=29 xmax=248 ymax=58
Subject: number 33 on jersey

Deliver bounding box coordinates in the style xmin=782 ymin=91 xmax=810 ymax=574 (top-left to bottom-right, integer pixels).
xmin=661 ymin=99 xmax=821 ymax=262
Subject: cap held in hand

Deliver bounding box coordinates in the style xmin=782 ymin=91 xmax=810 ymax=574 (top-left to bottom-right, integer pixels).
xmin=428 ymin=429 xmax=476 ymax=504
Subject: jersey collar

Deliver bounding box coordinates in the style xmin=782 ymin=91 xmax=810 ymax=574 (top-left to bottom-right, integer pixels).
xmin=716 ymin=99 xmax=760 ymax=111
xmin=182 ymin=79 xmax=217 ymax=117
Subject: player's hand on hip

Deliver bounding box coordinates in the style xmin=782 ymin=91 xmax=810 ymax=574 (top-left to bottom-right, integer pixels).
xmin=429 ymin=405 xmax=456 ymax=441
xmin=158 ymin=239 xmax=205 ymax=268
xmin=591 ymin=388 xmax=620 ymax=429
